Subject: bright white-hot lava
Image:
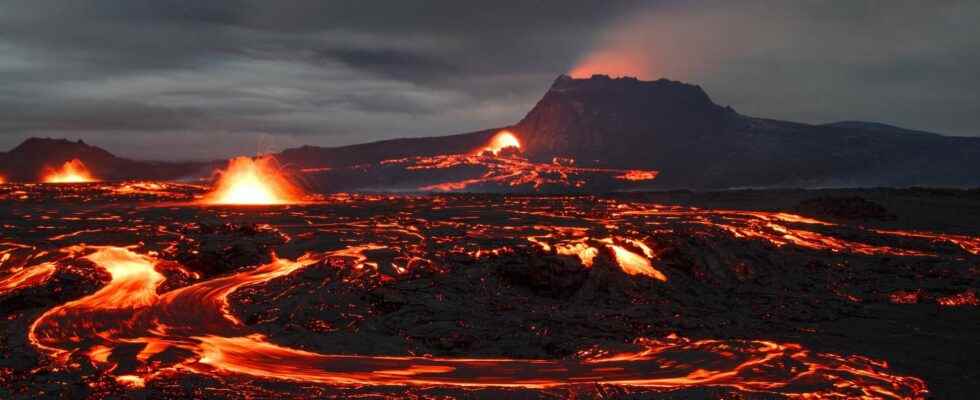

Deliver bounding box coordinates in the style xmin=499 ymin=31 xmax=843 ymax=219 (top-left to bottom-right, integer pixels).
xmin=476 ymin=130 xmax=521 ymax=156
xmin=201 ymin=156 xmax=305 ymax=205
xmin=43 ymin=159 xmax=97 ymax=183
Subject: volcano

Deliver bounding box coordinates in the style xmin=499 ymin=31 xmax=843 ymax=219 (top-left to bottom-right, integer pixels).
xmin=4 ymin=77 xmax=980 ymax=399
xmin=511 ymin=75 xmax=980 ymax=188
xmin=274 ymin=75 xmax=980 ymax=190
xmin=2 ymin=75 xmax=979 ymax=190
xmin=0 ymin=138 xmax=210 ymax=183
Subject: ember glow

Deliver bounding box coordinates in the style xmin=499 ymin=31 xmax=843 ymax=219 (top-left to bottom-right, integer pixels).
xmin=568 ymin=50 xmax=653 ymax=80
xmin=43 ymin=158 xmax=97 ymax=183
xmin=294 ymin=129 xmax=657 ymax=192
xmin=201 ymin=156 xmax=305 ymax=205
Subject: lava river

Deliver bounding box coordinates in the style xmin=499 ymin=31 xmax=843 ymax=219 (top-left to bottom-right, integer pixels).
xmin=25 ymin=245 xmax=926 ymax=398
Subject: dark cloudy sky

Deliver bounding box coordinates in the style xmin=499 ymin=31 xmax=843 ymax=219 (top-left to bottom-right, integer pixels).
xmin=1 ymin=1 xmax=978 ymax=160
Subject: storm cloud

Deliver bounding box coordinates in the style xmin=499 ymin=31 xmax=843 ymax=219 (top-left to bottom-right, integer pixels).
xmin=0 ymin=0 xmax=977 ymax=160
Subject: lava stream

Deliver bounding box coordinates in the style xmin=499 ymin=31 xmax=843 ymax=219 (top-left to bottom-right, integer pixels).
xmin=0 ymin=262 xmax=55 ymax=295
xmin=27 ymin=246 xmax=926 ymax=398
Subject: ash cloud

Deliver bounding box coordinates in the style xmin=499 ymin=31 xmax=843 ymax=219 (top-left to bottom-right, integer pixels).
xmin=570 ymin=1 xmax=980 ymax=137
xmin=0 ymin=0 xmax=977 ymax=160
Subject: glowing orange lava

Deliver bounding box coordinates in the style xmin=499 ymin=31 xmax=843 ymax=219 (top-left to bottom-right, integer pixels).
xmin=531 ymin=236 xmax=668 ymax=282
xmin=606 ymin=243 xmax=667 ymax=282
xmin=43 ymin=159 xmax=96 ymax=183
xmin=568 ymin=50 xmax=654 ymax=80
xmin=0 ymin=262 xmax=56 ymax=295
xmin=200 ymin=156 xmax=305 ymax=205
xmin=617 ymin=170 xmax=658 ymax=181
xmin=937 ymin=290 xmax=978 ymax=307
xmin=25 ymin=245 xmax=927 ymax=398
xmin=0 ymin=174 xmax=6 ymax=184
xmin=475 ymin=130 xmax=521 ymax=156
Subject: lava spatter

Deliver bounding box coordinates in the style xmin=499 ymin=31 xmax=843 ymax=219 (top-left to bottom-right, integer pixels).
xmin=200 ymin=156 xmax=306 ymax=205
xmin=42 ymin=159 xmax=97 ymax=183
xmin=474 ymin=130 xmax=522 ymax=156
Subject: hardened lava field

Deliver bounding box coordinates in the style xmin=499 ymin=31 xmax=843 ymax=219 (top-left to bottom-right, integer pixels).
xmin=1 ymin=183 xmax=979 ymax=399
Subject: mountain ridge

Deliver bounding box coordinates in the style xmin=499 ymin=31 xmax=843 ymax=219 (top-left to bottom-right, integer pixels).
xmin=2 ymin=75 xmax=978 ymax=189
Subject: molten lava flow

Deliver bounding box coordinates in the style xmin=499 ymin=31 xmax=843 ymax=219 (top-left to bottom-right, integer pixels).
xmin=0 ymin=262 xmax=56 ymax=295
xmin=0 ymin=174 xmax=6 ymax=184
xmin=24 ymin=245 xmax=926 ymax=398
xmin=13 ymin=190 xmax=977 ymax=398
xmin=43 ymin=159 xmax=96 ymax=183
xmin=186 ymin=334 xmax=927 ymax=398
xmin=529 ymin=236 xmax=667 ymax=281
xmin=201 ymin=156 xmax=305 ymax=205
xmin=475 ymin=130 xmax=521 ymax=156
xmin=606 ymin=243 xmax=667 ymax=282
xmin=873 ymin=229 xmax=980 ymax=256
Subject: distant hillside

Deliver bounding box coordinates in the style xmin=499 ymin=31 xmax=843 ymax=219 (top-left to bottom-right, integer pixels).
xmin=278 ymin=128 xmax=499 ymax=168
xmin=0 ymin=138 xmax=210 ymax=182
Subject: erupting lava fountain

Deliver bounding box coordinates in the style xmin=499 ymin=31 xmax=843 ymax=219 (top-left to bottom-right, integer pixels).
xmin=200 ymin=156 xmax=306 ymax=205
xmin=43 ymin=159 xmax=97 ymax=183
xmin=475 ymin=130 xmax=521 ymax=156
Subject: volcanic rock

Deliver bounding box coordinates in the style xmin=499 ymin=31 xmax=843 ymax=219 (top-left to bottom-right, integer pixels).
xmin=795 ymin=196 xmax=896 ymax=221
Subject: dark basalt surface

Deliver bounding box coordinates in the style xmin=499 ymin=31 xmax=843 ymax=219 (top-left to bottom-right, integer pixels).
xmin=1 ymin=184 xmax=978 ymax=399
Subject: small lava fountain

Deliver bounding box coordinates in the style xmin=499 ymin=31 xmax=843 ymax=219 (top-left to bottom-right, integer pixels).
xmin=475 ymin=130 xmax=521 ymax=156
xmin=43 ymin=159 xmax=97 ymax=183
xmin=200 ymin=156 xmax=305 ymax=205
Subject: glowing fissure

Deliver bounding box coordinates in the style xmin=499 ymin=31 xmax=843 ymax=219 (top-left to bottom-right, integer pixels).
xmin=23 ymin=245 xmax=926 ymax=398
xmin=617 ymin=208 xmax=941 ymax=257
xmin=392 ymin=154 xmax=658 ymax=192
xmin=43 ymin=159 xmax=97 ymax=183
xmin=201 ymin=156 xmax=305 ymax=205
xmin=873 ymin=228 xmax=980 ymax=256
xmin=360 ymin=130 xmax=658 ymax=191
